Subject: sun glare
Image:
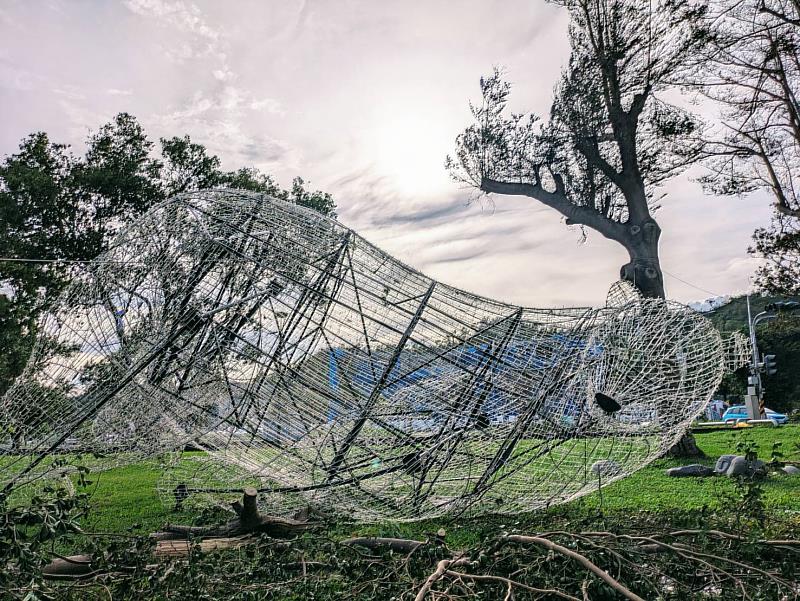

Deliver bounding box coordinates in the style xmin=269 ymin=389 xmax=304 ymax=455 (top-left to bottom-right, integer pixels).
xmin=367 ymin=102 xmax=457 ymax=198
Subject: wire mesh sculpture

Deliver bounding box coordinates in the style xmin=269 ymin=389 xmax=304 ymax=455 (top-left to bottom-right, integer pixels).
xmin=1 ymin=190 xmax=737 ymax=520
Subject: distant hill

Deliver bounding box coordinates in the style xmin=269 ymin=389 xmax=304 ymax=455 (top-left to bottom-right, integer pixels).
xmin=702 ymin=294 xmax=800 ymax=413
xmin=702 ymin=294 xmax=800 ymax=334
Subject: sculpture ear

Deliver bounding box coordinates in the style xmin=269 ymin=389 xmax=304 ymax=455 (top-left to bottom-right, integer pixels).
xmin=595 ymin=392 xmax=621 ymax=414
xmin=605 ymin=280 xmax=642 ymax=308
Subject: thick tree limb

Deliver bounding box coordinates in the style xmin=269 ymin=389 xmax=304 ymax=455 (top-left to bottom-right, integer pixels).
xmin=155 ymin=535 xmax=262 ymax=558
xmin=775 ymin=201 xmax=800 ymax=218
xmin=414 ymin=556 xmax=471 ymax=601
xmin=576 ymin=136 xmax=625 ymax=188
xmin=480 ymin=177 xmax=626 ymax=242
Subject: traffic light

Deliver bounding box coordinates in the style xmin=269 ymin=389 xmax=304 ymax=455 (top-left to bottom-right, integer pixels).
xmin=763 ymin=354 xmax=777 ymax=376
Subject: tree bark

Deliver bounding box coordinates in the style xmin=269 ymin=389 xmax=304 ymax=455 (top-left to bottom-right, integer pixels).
xmin=619 ymin=219 xmax=665 ymax=299
xmin=42 ymin=554 xmax=95 ymax=579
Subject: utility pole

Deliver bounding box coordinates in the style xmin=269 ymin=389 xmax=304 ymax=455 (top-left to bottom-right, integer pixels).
xmin=745 ymin=298 xmax=799 ymax=420
xmin=745 ymin=296 xmax=762 ymax=420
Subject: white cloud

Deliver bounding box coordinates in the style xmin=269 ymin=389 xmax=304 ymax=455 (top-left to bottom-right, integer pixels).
xmin=124 ymin=0 xmax=219 ymax=42
xmin=52 ymin=86 xmax=86 ymax=100
xmin=0 ymin=60 xmax=45 ymax=92
xmin=249 ymin=97 xmax=283 ymax=114
xmin=212 ymin=68 xmax=235 ymax=82
xmin=124 ymin=0 xmax=228 ymax=80
xmin=0 ymin=0 xmax=774 ymax=309
xmin=151 ymin=87 xmax=295 ymax=170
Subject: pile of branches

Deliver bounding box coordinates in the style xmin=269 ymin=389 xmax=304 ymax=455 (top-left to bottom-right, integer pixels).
xmin=5 ymin=489 xmax=799 ymax=600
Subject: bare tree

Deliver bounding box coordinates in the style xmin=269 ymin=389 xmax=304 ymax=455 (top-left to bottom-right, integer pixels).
xmin=447 ymin=0 xmax=707 ymax=299
xmin=696 ymin=0 xmax=800 ymax=294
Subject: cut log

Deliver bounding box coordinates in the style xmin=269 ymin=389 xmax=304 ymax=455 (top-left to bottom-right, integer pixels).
xmin=42 ymin=554 xmax=95 ymax=579
xmin=155 ymin=535 xmax=260 ymax=558
xmin=43 ymin=489 xmax=313 ymax=579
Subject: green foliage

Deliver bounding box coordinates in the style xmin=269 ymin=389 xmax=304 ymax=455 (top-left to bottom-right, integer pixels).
xmin=0 ymin=133 xmax=80 ymax=396
xmin=4 ymin=476 xmax=799 ymax=598
xmin=219 ymin=166 xmax=283 ymax=195
xmin=75 ymin=112 xmax=164 ymax=256
xmin=705 ymin=295 xmax=800 ymax=412
xmin=704 ymin=294 xmax=800 ymax=333
xmin=751 ymin=217 xmax=800 ymax=296
xmin=0 ymin=113 xmax=337 ymax=399
xmin=159 ymin=134 xmax=223 ymax=196
xmin=287 ymin=176 xmax=337 ymax=217
xmin=759 ymin=315 xmax=800 ymax=413
xmin=0 ymin=485 xmax=89 ymax=597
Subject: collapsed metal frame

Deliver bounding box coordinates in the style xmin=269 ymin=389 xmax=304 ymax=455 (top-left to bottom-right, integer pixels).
xmin=0 ymin=189 xmax=744 ymax=520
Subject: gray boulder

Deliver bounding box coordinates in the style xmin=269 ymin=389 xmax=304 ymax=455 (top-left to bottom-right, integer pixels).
xmin=714 ymin=454 xmax=738 ymax=475
xmin=782 ymin=465 xmax=800 ymax=476
xmin=591 ymin=460 xmax=621 ymax=477
xmin=726 ymin=456 xmax=766 ymax=478
xmin=665 ymin=464 xmax=715 ymax=478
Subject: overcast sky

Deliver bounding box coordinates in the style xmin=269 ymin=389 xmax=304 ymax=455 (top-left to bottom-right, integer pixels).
xmin=0 ymin=0 xmax=774 ymax=307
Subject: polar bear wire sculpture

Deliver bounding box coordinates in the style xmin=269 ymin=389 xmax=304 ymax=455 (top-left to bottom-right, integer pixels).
xmin=0 ymin=190 xmax=737 ymax=520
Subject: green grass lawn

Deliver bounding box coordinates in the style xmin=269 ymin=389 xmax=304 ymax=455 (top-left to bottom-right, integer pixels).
xmin=576 ymin=424 xmax=800 ymax=513
xmin=70 ymin=424 xmax=800 ymax=539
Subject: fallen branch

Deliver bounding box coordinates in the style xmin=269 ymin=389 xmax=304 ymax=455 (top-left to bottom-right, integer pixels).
xmin=443 ymin=570 xmax=582 ymax=601
xmin=583 ymin=531 xmax=795 ymax=590
xmin=580 ymin=532 xmax=762 ymax=598
xmin=502 ymin=535 xmax=646 ymax=601
xmin=664 ymin=529 xmax=800 ymax=546
xmin=342 ymin=536 xmax=427 ymax=553
xmin=414 ymin=556 xmax=470 ymax=601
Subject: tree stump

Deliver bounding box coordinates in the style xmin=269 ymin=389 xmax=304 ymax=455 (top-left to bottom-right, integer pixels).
xmin=666 ymin=433 xmax=705 ymax=458
xmin=156 ymin=488 xmax=313 ymax=540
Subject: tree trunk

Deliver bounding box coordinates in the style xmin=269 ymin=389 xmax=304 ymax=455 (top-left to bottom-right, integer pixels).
xmin=155 ymin=488 xmax=312 ymax=540
xmin=619 ymin=219 xmax=665 ymax=299
xmin=618 ymin=218 xmax=701 ymax=458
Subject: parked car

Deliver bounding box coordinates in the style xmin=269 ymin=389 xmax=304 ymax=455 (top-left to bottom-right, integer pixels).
xmin=722 ymin=405 xmax=788 ymax=425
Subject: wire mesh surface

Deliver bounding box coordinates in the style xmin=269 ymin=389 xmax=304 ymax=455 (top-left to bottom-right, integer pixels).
xmin=1 ymin=190 xmax=733 ymax=520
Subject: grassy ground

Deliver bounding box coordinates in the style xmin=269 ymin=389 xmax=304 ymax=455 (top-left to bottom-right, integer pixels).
xmin=576 ymin=424 xmax=800 ymax=513
xmin=70 ymin=424 xmax=800 ymax=540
